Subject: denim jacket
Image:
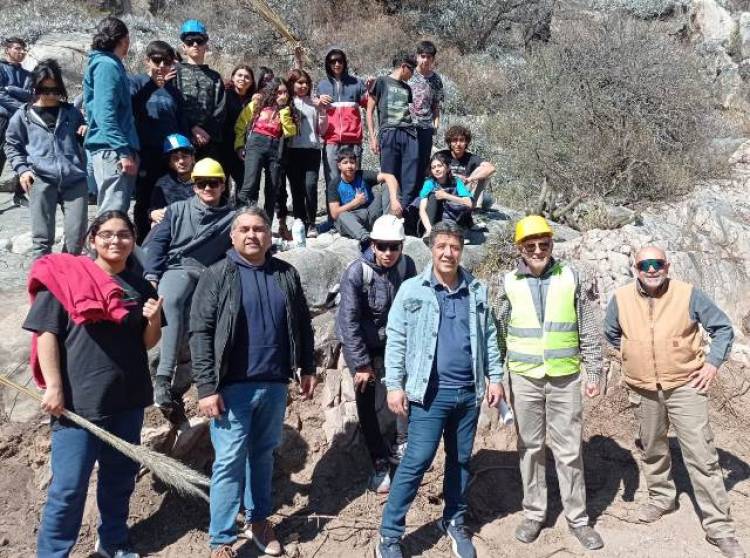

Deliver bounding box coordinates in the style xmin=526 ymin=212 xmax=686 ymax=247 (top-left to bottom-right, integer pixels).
xmin=384 ymin=263 xmax=503 ymax=405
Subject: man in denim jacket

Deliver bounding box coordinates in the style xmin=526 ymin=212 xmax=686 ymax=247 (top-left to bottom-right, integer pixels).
xmin=376 ymin=221 xmax=504 ymax=558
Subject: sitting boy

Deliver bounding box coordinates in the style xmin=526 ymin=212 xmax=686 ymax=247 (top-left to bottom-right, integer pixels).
xmin=150 ymin=133 xmax=196 ymax=225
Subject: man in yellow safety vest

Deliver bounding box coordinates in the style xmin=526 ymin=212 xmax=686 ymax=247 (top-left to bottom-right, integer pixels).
xmin=492 ymin=215 xmax=604 ymax=550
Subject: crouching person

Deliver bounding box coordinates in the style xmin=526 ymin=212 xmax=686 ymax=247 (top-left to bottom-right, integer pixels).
xmin=336 ymin=215 xmax=417 ymax=493
xmin=190 ymin=206 xmax=317 ymax=558
xmin=377 ymin=221 xmax=504 ymax=558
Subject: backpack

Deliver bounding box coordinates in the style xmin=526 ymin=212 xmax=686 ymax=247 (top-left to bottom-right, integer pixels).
xmin=360 ymin=254 xmax=413 ymax=296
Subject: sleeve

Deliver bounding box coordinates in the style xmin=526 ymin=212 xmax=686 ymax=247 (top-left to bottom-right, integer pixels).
xmin=489 ymin=274 xmax=511 ymax=364
xmin=141 ymin=209 xmax=174 ymax=280
xmin=603 ymin=296 xmax=622 ymax=350
xmin=485 ymin=302 xmax=504 ymax=384
xmin=433 ymin=74 xmax=445 ymax=105
xmin=455 ymin=179 xmax=472 ymax=198
xmin=129 ymin=75 xmax=158 ymax=116
xmin=362 ymin=170 xmax=380 ymax=187
xmin=575 ymin=273 xmax=603 ymax=383
xmin=418 ymin=179 xmax=435 ymax=199
xmin=22 ymin=290 xmax=67 ymax=335
xmin=211 ymin=77 xmax=227 ymax=131
xmin=327 ymin=177 xmax=341 ymax=204
xmin=279 ymin=106 xmax=297 ymax=138
xmin=0 ymin=86 xmax=24 ymax=113
xmin=358 ymin=78 xmax=368 ymax=108
xmin=370 ymin=77 xmax=384 ymax=101
xmin=336 ymin=263 xmax=372 ymax=373
xmin=291 ymin=267 xmax=316 ymax=375
xmin=89 ymin=64 xmax=133 ymax=157
xmin=689 ymin=288 xmax=734 ymax=367
xmin=4 ymin=111 xmax=31 ymax=176
xmin=189 ymin=267 xmax=220 ymax=397
xmin=467 ymin=154 xmax=485 ymax=175
xmin=384 ymin=284 xmax=409 ymax=391
xmin=234 ymin=100 xmax=256 ymax=151
xmin=150 ymin=179 xmax=167 ymax=211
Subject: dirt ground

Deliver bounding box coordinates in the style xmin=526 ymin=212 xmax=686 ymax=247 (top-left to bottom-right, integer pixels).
xmin=0 ymin=361 xmax=749 ymax=558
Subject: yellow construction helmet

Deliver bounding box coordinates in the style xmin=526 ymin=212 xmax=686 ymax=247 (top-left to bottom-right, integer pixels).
xmin=192 ymin=158 xmax=225 ymax=181
xmin=514 ymin=215 xmax=553 ymax=244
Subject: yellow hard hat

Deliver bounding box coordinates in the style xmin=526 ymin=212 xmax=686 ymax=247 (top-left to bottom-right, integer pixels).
xmin=192 ymin=158 xmax=225 ymax=181
xmin=514 ymin=215 xmax=553 ymax=244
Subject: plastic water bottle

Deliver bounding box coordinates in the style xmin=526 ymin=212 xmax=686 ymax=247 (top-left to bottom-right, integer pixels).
xmin=499 ymin=400 xmax=515 ymax=427
xmin=291 ymin=218 xmax=306 ymax=248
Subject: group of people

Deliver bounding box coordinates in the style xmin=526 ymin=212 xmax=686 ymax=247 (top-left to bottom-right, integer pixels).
xmin=3 ymin=13 xmax=744 ymax=558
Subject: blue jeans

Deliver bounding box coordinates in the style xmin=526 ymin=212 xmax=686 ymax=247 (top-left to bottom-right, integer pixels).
xmin=37 ymin=408 xmax=144 ymax=558
xmin=209 ymin=381 xmax=288 ymax=548
xmin=380 ymin=386 xmax=479 ymax=539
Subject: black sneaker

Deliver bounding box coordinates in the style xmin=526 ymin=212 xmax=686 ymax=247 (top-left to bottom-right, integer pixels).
xmin=13 ymin=191 xmax=28 ymax=207
xmin=440 ymin=519 xmax=476 ymax=558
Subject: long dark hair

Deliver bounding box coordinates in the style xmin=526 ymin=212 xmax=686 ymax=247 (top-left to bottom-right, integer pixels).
xmin=428 ymin=152 xmax=455 ymax=186
xmin=256 ymin=66 xmax=274 ymax=92
xmin=287 ymin=68 xmax=312 ymax=98
xmin=256 ymin=77 xmax=291 ymax=110
xmin=231 ymin=64 xmax=256 ymax=97
xmin=91 ymin=16 xmax=129 ymax=52
xmin=31 ymin=59 xmax=68 ymax=102
xmin=86 ymin=210 xmax=135 ymax=257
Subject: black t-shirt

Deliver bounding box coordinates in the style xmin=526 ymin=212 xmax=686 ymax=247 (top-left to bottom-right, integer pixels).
xmin=436 ymin=149 xmax=484 ymax=178
xmin=23 ymin=270 xmax=158 ymax=421
xmin=371 ymin=76 xmax=413 ymax=130
xmin=32 ymin=105 xmax=60 ymax=129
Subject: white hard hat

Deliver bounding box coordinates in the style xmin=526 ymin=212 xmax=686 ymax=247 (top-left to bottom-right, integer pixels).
xmin=370 ymin=214 xmax=405 ymax=242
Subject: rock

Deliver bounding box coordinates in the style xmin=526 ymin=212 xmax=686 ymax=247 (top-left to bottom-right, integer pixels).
xmin=740 ymin=12 xmax=750 ymax=59
xmin=0 ymin=290 xmax=35 ymax=422
xmin=0 ymin=238 xmax=11 ymax=251
xmin=312 ymin=311 xmax=339 ymax=369
xmin=690 ymin=0 xmax=735 ymax=48
xmin=23 ymin=34 xmax=90 ymax=93
xmin=11 ymin=232 xmax=33 ymax=255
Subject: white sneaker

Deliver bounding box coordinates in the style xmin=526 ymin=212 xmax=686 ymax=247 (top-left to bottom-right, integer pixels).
xmin=369 ymin=459 xmax=391 ymax=494
xmin=389 ymin=442 xmax=407 ymax=464
xmin=95 ymin=539 xmax=140 ymax=558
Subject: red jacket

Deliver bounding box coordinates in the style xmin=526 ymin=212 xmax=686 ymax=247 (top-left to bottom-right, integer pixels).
xmin=317 ymin=74 xmax=368 ymax=145
xmin=27 ymin=254 xmax=134 ymax=388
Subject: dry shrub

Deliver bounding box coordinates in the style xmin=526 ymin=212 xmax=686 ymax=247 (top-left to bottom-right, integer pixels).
xmin=493 ymin=14 xmax=727 ymax=219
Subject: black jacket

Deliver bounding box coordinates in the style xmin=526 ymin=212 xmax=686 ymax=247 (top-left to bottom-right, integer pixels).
xmin=189 ymin=253 xmax=315 ymax=398
xmin=335 ymin=249 xmax=416 ymax=373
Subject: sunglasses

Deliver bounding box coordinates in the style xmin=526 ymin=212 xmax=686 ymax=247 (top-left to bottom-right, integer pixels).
xmin=36 ymin=86 xmax=62 ymax=96
xmin=149 ymin=55 xmax=172 ymax=66
xmin=195 ymin=180 xmax=223 ymax=189
xmin=520 ymin=240 xmax=551 ymax=254
xmin=329 ymin=58 xmax=344 ymax=64
xmin=374 ymin=242 xmax=402 ymax=253
xmin=184 ymin=37 xmax=207 ymax=47
xmin=636 ymin=259 xmax=666 ymax=272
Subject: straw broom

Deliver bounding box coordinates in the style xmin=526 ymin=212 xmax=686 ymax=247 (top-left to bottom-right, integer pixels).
xmin=243 ymin=0 xmax=310 ymax=66
xmin=0 ymin=374 xmax=210 ymax=502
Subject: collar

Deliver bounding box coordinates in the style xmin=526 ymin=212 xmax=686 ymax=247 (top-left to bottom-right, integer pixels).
xmin=427 ymin=267 xmax=469 ymax=294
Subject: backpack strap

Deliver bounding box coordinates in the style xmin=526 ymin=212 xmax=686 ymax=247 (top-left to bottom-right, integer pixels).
xmin=361 ymin=260 xmax=374 ymax=294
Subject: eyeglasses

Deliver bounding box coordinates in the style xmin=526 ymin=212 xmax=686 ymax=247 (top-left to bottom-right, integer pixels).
xmin=184 ymin=37 xmax=207 ymax=47
xmin=520 ymin=240 xmax=551 ymax=254
xmin=96 ymin=231 xmax=134 ymax=242
xmin=195 ymin=180 xmax=223 ymax=189
xmin=636 ymin=259 xmax=666 ymax=272
xmin=35 ymin=87 xmax=62 ymax=96
xmin=374 ymin=242 xmax=402 ymax=253
xmin=149 ymin=55 xmax=172 ymax=66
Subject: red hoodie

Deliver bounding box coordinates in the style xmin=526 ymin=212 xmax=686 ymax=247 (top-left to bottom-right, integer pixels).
xmin=27 ymin=254 xmax=134 ymax=388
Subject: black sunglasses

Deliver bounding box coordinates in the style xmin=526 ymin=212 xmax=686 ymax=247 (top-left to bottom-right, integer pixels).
xmin=374 ymin=241 xmax=402 ymax=253
xmin=149 ymin=55 xmax=172 ymax=66
xmin=36 ymin=86 xmax=62 ymax=96
xmin=636 ymin=259 xmax=666 ymax=272
xmin=195 ymin=180 xmax=222 ymax=189
xmin=184 ymin=37 xmax=207 ymax=47
xmin=329 ymin=57 xmax=344 ymax=64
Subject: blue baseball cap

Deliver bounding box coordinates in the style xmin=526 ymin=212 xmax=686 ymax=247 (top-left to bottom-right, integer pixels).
xmin=163 ymin=133 xmax=194 ymax=154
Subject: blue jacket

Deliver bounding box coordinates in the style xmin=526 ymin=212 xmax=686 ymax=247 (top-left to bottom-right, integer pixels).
xmin=83 ymin=50 xmax=139 ymax=156
xmin=129 ymin=74 xmax=186 ymax=150
xmin=4 ymin=103 xmax=87 ymax=188
xmin=0 ymin=60 xmax=31 ymax=117
xmin=384 ymin=264 xmax=503 ymax=405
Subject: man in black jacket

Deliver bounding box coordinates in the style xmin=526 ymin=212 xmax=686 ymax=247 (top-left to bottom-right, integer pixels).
xmin=336 ymin=214 xmax=416 ymax=494
xmin=190 ymin=205 xmax=316 ymax=558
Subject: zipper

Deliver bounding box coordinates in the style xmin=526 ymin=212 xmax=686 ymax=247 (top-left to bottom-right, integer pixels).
xmin=649 ymin=298 xmax=659 ymax=385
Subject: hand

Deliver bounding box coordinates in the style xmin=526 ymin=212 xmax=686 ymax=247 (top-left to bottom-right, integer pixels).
xmin=120 ymin=155 xmax=138 ymax=176
xmin=318 ymin=94 xmax=333 ymax=106
xmin=369 ymin=136 xmax=380 ymax=155
xmin=585 ymin=381 xmax=601 ymax=398
xmin=199 ymin=393 xmax=225 ymax=418
xmin=163 ymin=66 xmax=177 ymax=83
xmin=191 ymin=125 xmax=210 ymax=147
xmin=149 ymin=280 xmax=158 ymax=290
xmin=76 ymin=125 xmax=88 ymax=136
xmin=142 ymin=297 xmax=163 ymax=322
xmin=41 ymin=386 xmax=65 ymax=417
xmin=435 ymin=189 xmax=448 ymax=201
xmin=236 ymin=147 xmax=245 ymax=161
xmin=365 ymin=76 xmax=375 ymax=90
xmin=353 ymin=367 xmax=375 ymax=393
xmin=299 ymin=374 xmax=318 ymax=400
xmin=224 ymin=78 xmax=233 ymax=90
xmin=485 ymin=382 xmax=505 ymax=408
xmin=389 ymin=198 xmax=403 ymax=218
xmin=689 ymin=363 xmax=718 ymax=393
xmin=387 ymin=389 xmax=408 ymax=417
xmin=19 ymin=171 xmax=34 ymax=192
xmin=353 ymin=191 xmax=367 ymax=208
xmin=251 ymin=93 xmax=263 ymax=104
xmin=150 ymin=208 xmax=166 ymax=224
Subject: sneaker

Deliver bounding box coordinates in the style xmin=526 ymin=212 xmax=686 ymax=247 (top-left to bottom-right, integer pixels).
xmin=440 ymin=519 xmax=476 ymax=558
xmin=569 ymin=525 xmax=604 ymax=551
xmin=307 ymin=227 xmax=319 ymax=239
xmin=706 ymin=536 xmax=746 ymax=558
xmin=376 ymin=536 xmax=403 ymax=558
xmin=12 ymin=192 xmax=28 ymax=207
xmin=245 ymin=520 xmax=282 ymax=556
xmin=209 ymin=545 xmax=237 ymax=558
xmin=369 ymin=459 xmax=391 ymax=494
xmin=514 ymin=518 xmax=543 ymax=543
xmin=95 ymin=540 xmax=140 ymax=558
xmin=389 ymin=442 xmax=407 ymax=465
xmin=637 ymin=502 xmax=675 ymax=523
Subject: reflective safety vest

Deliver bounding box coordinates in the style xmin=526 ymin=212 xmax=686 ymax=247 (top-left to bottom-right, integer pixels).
xmin=504 ymin=263 xmax=581 ymax=378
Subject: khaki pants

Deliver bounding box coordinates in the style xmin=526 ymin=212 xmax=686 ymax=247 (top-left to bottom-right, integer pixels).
xmin=509 ymin=373 xmax=589 ymax=527
xmin=631 ymin=383 xmax=735 ymax=538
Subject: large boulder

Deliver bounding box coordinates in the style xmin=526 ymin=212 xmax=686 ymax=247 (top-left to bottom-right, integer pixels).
xmin=690 ymin=0 xmax=736 ymax=48
xmin=22 ymin=33 xmax=90 ymax=94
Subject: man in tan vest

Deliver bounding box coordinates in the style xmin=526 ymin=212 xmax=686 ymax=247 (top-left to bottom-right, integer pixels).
xmin=604 ymin=246 xmax=744 ymax=558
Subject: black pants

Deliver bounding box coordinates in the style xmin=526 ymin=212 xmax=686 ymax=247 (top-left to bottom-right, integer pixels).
xmin=0 ymin=113 xmax=22 ymax=197
xmin=134 ymin=148 xmax=165 ymax=244
xmin=216 ymin=142 xmax=245 ymax=191
xmin=286 ymin=147 xmax=321 ymax=226
xmin=422 ymin=194 xmax=472 ymax=234
xmin=415 ymin=127 xmax=434 ymax=195
xmin=356 ymin=377 xmax=391 ymax=464
xmin=239 ymin=133 xmax=283 ymax=218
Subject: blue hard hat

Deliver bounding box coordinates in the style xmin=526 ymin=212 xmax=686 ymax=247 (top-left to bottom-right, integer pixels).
xmin=180 ymin=19 xmax=207 ymax=40
xmin=163 ymin=133 xmax=194 ymax=154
